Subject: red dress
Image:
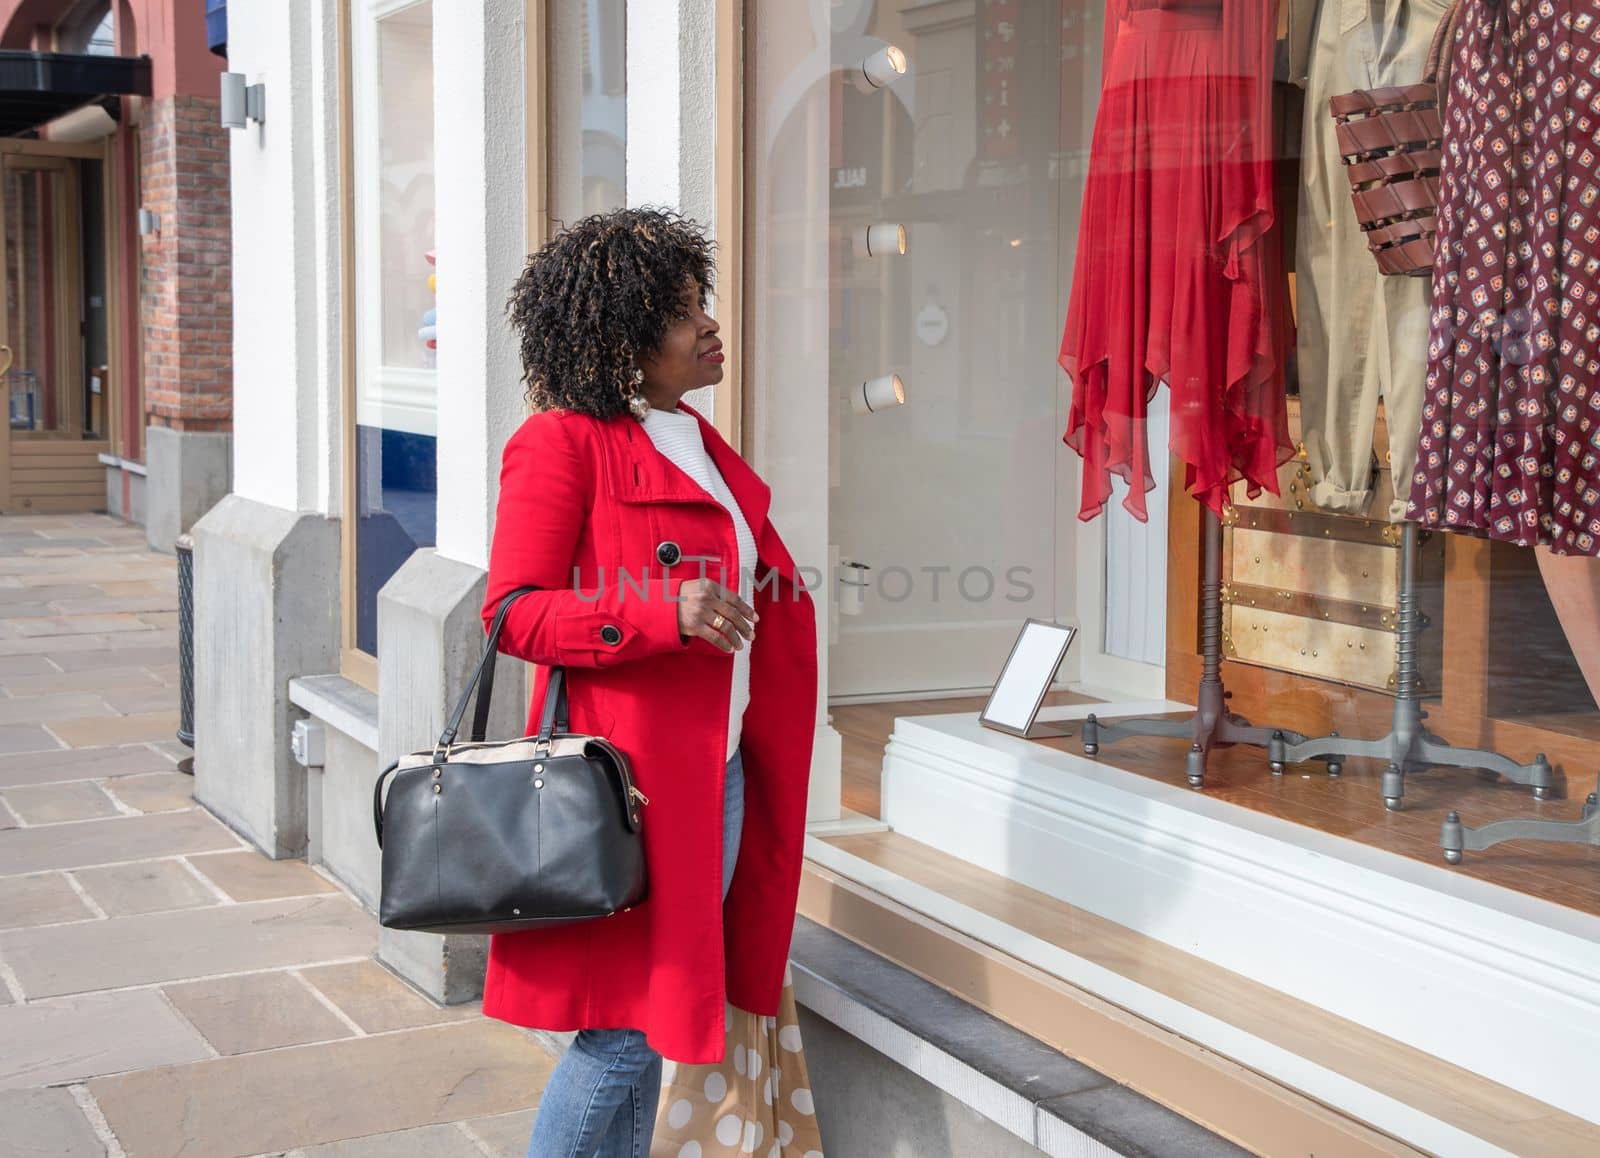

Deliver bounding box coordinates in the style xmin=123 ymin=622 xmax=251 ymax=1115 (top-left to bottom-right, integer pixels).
xmin=1059 ymin=0 xmax=1293 ymax=522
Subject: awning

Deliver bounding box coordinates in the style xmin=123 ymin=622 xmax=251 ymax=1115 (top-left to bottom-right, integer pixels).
xmin=0 ymin=50 xmax=152 ymax=138
xmin=206 ymin=0 xmax=227 ymax=58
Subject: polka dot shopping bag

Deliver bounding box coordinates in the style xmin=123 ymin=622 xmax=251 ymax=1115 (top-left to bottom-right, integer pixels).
xmin=652 ymin=964 xmax=824 ymax=1157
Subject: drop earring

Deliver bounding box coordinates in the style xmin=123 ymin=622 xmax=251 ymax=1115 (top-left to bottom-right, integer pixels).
xmin=628 ymin=367 xmax=651 ymax=422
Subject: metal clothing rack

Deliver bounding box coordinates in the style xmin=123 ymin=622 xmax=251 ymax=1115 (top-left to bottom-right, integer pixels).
xmin=1270 ymin=522 xmax=1554 ymax=810
xmin=1081 ymin=506 xmax=1308 ymax=787
xmin=1440 ymin=780 xmax=1600 ymax=863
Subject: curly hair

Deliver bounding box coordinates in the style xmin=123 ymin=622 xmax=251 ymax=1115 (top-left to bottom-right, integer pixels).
xmin=507 ymin=207 xmax=716 ymax=417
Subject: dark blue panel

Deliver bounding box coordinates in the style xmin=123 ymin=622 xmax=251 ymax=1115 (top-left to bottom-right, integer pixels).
xmin=206 ymin=0 xmax=227 ymax=58
xmin=355 ymin=425 xmax=438 ymax=656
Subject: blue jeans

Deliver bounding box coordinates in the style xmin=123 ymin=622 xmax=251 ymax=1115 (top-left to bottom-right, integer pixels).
xmin=526 ymin=745 xmax=746 ymax=1158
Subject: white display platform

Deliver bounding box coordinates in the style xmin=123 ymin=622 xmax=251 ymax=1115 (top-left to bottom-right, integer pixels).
xmin=874 ymin=701 xmax=1600 ymax=1138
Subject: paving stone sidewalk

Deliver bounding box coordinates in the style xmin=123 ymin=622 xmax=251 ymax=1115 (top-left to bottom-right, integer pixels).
xmin=0 ymin=514 xmax=554 ymax=1158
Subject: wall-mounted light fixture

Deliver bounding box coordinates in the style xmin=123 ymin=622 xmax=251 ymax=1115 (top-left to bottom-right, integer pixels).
xmin=854 ymin=223 xmax=907 ymax=258
xmin=850 ymin=373 xmax=907 ymax=416
xmin=220 ymin=72 xmax=266 ymax=129
xmin=855 ymin=45 xmax=907 ymax=92
xmin=137 ymin=208 xmax=160 ymax=237
xmin=838 ymin=561 xmax=871 ymax=616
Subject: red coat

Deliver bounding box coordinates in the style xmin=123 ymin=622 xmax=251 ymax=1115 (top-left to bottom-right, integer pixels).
xmin=479 ymin=402 xmax=819 ymax=1064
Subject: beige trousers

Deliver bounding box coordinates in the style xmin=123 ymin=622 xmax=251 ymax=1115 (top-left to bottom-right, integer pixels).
xmin=1292 ymin=0 xmax=1451 ymax=521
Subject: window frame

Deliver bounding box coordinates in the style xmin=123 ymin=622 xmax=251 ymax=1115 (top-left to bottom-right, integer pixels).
xmin=338 ymin=0 xmax=444 ymax=685
xmin=339 ymin=0 xmax=555 ymax=687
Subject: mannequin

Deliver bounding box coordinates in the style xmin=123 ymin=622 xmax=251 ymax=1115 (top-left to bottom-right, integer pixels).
xmin=1535 ymin=551 xmax=1600 ymax=713
xmin=1290 ymin=0 xmax=1453 ymax=521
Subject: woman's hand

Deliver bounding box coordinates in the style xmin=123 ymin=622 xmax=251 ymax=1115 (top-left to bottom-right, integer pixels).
xmin=676 ymin=578 xmax=758 ymax=652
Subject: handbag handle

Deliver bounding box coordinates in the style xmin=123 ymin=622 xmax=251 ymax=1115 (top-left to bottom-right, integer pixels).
xmin=377 ymin=586 xmax=570 ymax=849
xmin=436 ymin=585 xmax=567 ymax=756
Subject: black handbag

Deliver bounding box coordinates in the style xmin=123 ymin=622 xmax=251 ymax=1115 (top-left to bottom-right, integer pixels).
xmin=372 ymin=586 xmax=649 ymax=935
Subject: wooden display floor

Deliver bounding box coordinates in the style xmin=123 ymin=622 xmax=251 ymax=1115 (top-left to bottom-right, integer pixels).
xmin=833 ymin=692 xmax=1600 ymax=919
xmin=808 ymin=828 xmax=1600 ymax=1155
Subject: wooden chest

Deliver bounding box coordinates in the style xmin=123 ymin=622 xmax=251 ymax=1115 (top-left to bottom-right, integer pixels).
xmin=1220 ymin=409 xmax=1443 ymax=695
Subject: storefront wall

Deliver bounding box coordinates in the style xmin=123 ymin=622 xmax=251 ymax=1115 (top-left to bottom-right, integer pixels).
xmin=200 ymin=0 xmax=1600 ymax=1148
xmin=750 ymin=0 xmax=1600 ymax=1151
xmin=0 ymin=0 xmax=231 ymax=541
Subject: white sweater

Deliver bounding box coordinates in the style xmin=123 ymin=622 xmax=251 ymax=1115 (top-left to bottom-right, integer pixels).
xmin=640 ymin=405 xmax=757 ymax=762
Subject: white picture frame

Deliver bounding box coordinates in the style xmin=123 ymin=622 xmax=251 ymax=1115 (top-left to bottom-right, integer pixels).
xmin=978 ymin=619 xmax=1078 ymax=740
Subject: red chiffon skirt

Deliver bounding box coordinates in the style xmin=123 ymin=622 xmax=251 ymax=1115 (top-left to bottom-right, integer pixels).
xmin=1060 ymin=7 xmax=1293 ymax=522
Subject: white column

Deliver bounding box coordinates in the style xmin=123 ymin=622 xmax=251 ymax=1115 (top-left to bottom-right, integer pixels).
xmin=227 ymin=0 xmax=343 ymax=516
xmin=431 ymin=0 xmax=529 ymax=570
xmin=305 ymin=0 xmax=346 ymax=517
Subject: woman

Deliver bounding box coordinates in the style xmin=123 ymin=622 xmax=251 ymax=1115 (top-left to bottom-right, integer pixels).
xmin=481 ymin=207 xmax=819 ymax=1157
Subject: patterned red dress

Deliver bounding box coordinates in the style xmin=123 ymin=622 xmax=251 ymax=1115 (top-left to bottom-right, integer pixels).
xmin=1059 ymin=0 xmax=1293 ymax=522
xmin=1406 ymin=0 xmax=1600 ymax=557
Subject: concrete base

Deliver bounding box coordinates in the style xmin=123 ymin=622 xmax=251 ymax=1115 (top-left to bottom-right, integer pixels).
xmin=797 ymin=1011 xmax=1050 ymax=1158
xmin=374 ymin=549 xmax=528 ymax=1003
xmin=315 ymin=726 xmax=382 ymax=909
xmin=790 ymin=917 xmax=1240 ymax=1158
xmin=103 ymin=466 xmax=147 ymax=526
xmin=145 ymin=425 xmax=232 ymax=553
xmin=289 ymin=674 xmax=383 ymax=910
xmin=191 ymin=495 xmax=339 ymax=859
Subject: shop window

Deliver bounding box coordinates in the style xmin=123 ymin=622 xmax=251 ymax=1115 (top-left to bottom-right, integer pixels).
xmin=349 ymin=0 xmax=437 ymax=658
xmin=748 ymin=2 xmax=1154 ymax=700
xmin=751 ymin=1 xmax=1600 ymax=1145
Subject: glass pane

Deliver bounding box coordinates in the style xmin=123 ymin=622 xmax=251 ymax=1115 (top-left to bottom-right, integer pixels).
xmin=749 ymin=2 xmax=1600 ymax=1141
xmin=80 ymin=160 xmax=108 ymax=439
xmin=353 ymin=0 xmax=438 ymax=656
xmin=5 ymin=165 xmax=70 ymax=436
xmin=550 ymin=0 xmax=627 ymax=224
xmin=376 ymin=1 xmax=437 ymax=374
xmin=749 ymin=2 xmax=1139 ymax=698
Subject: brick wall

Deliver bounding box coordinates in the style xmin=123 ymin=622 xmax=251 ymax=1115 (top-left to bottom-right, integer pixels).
xmin=140 ymin=93 xmax=232 ymax=433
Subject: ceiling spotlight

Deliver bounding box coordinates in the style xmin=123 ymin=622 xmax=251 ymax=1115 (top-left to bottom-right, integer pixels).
xmin=854 ymin=223 xmax=907 ymax=258
xmin=850 ymin=373 xmax=907 ymax=416
xmin=855 ymin=45 xmax=907 ymax=92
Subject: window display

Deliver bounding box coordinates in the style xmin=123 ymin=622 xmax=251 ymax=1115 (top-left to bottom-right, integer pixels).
xmin=749 ymin=0 xmax=1600 ymax=1143
xmin=1060 ymin=0 xmax=1292 ymax=523
xmin=1294 ymin=0 xmax=1451 ymax=522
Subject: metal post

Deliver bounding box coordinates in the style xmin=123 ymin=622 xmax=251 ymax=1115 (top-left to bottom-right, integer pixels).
xmin=1278 ymin=523 xmax=1552 ymax=809
xmin=1441 ymin=782 xmax=1599 ymax=863
xmin=175 ymin=532 xmax=196 ymax=775
xmin=1081 ymin=507 xmax=1307 ymax=787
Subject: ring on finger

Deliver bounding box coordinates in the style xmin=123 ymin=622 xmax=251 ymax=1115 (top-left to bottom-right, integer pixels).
xmin=712 ymin=613 xmax=726 ymax=632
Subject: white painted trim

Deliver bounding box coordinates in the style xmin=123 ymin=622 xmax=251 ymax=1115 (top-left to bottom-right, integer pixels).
xmin=1072 ymin=509 xmax=1167 ymax=700
xmin=96 ymin=454 xmax=148 ymax=477
xmin=805 ymin=835 xmax=1513 ymax=1158
xmin=805 ymin=807 xmax=890 ymax=839
xmin=355 ymin=366 xmax=436 ymax=438
xmin=875 ymin=706 xmax=1600 ymax=1133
